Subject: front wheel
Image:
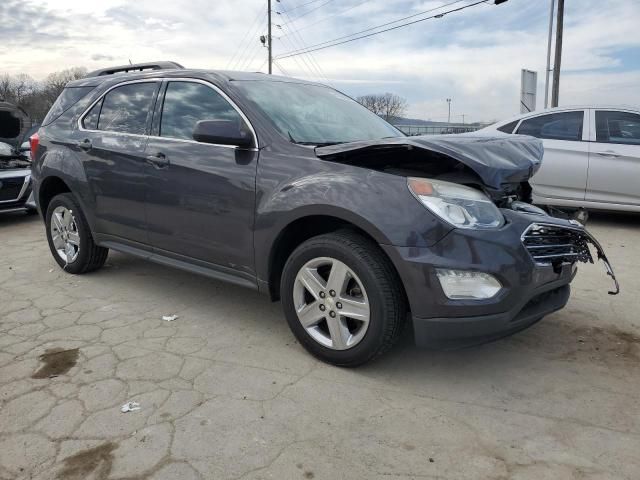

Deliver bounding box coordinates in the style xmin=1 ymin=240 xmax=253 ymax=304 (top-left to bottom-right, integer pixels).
xmin=45 ymin=193 xmax=108 ymax=274
xmin=281 ymin=231 xmax=407 ymax=367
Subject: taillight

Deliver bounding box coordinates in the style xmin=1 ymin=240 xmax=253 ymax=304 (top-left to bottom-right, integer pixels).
xmin=29 ymin=132 xmax=39 ymax=160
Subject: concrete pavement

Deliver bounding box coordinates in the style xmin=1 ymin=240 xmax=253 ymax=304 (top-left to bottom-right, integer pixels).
xmin=0 ymin=212 xmax=639 ymax=479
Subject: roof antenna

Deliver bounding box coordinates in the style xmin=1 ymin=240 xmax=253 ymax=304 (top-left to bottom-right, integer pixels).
xmin=128 ymin=59 xmax=133 ymax=65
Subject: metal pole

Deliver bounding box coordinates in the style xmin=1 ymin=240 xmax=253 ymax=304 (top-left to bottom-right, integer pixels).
xmin=446 ymin=98 xmax=451 ymax=123
xmin=268 ymin=0 xmax=272 ymax=74
xmin=551 ymin=0 xmax=564 ymax=108
xmin=544 ymin=0 xmax=555 ymax=109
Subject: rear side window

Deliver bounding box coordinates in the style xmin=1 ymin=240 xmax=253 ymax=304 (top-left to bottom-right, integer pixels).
xmin=82 ymin=98 xmax=103 ymax=130
xmin=160 ymin=81 xmax=242 ymax=141
xmin=497 ymin=120 xmax=519 ymax=134
xmin=42 ymin=86 xmax=94 ymax=126
xmin=596 ymin=111 xmax=640 ymax=145
xmin=96 ymin=82 xmax=157 ymax=135
xmin=517 ymin=111 xmax=583 ymax=141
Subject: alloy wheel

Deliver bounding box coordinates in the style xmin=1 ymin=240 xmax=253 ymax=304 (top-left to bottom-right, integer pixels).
xmin=293 ymin=256 xmax=370 ymax=350
xmin=50 ymin=206 xmax=80 ymax=264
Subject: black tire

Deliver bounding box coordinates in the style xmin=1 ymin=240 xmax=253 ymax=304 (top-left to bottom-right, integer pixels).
xmin=45 ymin=193 xmax=108 ymax=274
xmin=281 ymin=230 xmax=407 ymax=367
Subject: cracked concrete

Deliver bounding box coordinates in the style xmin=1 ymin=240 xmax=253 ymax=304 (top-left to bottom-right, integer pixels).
xmin=0 ymin=211 xmax=639 ymax=479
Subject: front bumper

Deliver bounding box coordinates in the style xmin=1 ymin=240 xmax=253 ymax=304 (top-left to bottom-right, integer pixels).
xmin=382 ymin=210 xmax=615 ymax=349
xmin=0 ymin=168 xmax=34 ymax=213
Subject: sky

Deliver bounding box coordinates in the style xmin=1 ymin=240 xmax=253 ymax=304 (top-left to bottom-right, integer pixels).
xmin=1 ymin=0 xmax=639 ymax=123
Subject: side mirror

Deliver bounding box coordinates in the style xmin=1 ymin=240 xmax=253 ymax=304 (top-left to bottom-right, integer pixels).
xmin=19 ymin=141 xmax=30 ymax=152
xmin=192 ymin=120 xmax=253 ymax=148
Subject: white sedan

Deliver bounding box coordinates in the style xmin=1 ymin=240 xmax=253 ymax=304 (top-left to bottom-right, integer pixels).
xmin=482 ymin=106 xmax=640 ymax=213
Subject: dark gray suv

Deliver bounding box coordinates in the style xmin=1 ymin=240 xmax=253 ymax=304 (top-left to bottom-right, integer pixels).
xmin=31 ymin=62 xmax=618 ymax=366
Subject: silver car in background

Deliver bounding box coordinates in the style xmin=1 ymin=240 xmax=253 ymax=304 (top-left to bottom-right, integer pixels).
xmin=483 ymin=106 xmax=640 ymax=213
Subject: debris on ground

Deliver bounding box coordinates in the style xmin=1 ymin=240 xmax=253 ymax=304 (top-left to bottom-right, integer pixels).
xmin=121 ymin=401 xmax=141 ymax=413
xmin=162 ymin=314 xmax=178 ymax=322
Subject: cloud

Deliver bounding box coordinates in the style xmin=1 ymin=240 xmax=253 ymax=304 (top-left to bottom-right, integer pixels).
xmin=91 ymin=54 xmax=116 ymax=62
xmin=1 ymin=0 xmax=638 ymax=122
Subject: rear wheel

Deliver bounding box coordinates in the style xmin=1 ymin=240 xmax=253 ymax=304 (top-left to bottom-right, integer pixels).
xmin=281 ymin=231 xmax=406 ymax=367
xmin=45 ymin=193 xmax=108 ymax=274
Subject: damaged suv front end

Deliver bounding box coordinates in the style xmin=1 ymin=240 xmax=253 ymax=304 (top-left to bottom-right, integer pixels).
xmin=315 ymin=134 xmax=619 ymax=349
xmin=0 ymin=102 xmax=36 ymax=213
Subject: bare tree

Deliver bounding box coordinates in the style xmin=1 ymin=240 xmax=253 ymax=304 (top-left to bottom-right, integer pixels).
xmin=42 ymin=67 xmax=87 ymax=104
xmin=0 ymin=67 xmax=88 ymax=122
xmin=356 ymin=93 xmax=408 ymax=122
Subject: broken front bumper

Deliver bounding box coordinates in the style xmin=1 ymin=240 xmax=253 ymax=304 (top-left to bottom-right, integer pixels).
xmin=383 ymin=210 xmax=619 ymax=349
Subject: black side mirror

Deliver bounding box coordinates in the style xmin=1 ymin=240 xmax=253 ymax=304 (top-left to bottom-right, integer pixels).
xmin=192 ymin=120 xmax=253 ymax=148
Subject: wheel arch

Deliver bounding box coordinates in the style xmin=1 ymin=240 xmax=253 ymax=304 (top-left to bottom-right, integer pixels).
xmin=38 ymin=176 xmax=72 ymax=215
xmin=265 ymin=214 xmax=407 ymax=305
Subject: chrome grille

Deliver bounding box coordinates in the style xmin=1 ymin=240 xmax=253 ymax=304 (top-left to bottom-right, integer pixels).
xmin=522 ymin=223 xmax=593 ymax=265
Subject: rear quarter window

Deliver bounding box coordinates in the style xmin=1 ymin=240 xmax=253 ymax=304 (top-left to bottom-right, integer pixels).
xmin=497 ymin=120 xmax=519 ymax=134
xmin=42 ymin=86 xmax=95 ymax=126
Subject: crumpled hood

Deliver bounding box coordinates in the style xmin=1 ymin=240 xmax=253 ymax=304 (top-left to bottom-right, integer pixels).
xmin=0 ymin=102 xmax=31 ymax=147
xmin=315 ymin=133 xmax=544 ymax=191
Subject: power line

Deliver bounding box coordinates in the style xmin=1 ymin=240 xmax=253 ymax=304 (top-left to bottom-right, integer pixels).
xmin=227 ymin=8 xmax=266 ymax=69
xmin=281 ymin=0 xmax=336 ymax=25
xmin=276 ymin=0 xmax=483 ymax=60
xmin=278 ymin=4 xmax=332 ymax=84
xmin=276 ymin=0 xmax=368 ymax=40
xmin=278 ymin=0 xmax=465 ymax=55
xmin=231 ymin=13 xmax=268 ymax=70
xmin=278 ymin=0 xmax=325 ymax=14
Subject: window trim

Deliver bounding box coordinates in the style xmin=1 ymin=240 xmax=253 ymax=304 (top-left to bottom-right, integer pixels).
xmin=152 ymin=78 xmax=258 ymax=150
xmin=78 ymin=77 xmax=258 ymax=151
xmin=78 ymin=79 xmax=162 ymax=138
xmin=515 ymin=109 xmax=587 ymax=142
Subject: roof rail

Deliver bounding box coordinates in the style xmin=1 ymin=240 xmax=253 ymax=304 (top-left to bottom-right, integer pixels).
xmin=85 ymin=61 xmax=184 ymax=78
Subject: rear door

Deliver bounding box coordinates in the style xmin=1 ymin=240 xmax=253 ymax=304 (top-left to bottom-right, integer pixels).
xmin=77 ymin=80 xmax=160 ymax=244
xmin=587 ymin=110 xmax=640 ymax=206
xmin=516 ymin=110 xmax=588 ymax=202
xmin=144 ymin=79 xmax=258 ymax=276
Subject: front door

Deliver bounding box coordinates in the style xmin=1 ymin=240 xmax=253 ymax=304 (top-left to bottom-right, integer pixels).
xmin=77 ymin=80 xmax=160 ymax=244
xmin=587 ymin=110 xmax=640 ymax=206
xmin=144 ymin=80 xmax=258 ymax=276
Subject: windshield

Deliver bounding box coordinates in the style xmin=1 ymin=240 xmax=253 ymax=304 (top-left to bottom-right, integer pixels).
xmin=234 ymin=81 xmax=403 ymax=145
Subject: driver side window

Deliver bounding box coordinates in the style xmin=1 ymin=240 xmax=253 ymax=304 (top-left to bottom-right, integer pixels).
xmin=160 ymin=81 xmax=243 ymax=141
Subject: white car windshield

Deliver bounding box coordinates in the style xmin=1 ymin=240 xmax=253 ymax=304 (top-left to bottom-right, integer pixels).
xmin=234 ymin=80 xmax=403 ymax=145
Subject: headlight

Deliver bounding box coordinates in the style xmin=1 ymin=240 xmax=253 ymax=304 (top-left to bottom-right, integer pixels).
xmin=407 ymin=178 xmax=504 ymax=229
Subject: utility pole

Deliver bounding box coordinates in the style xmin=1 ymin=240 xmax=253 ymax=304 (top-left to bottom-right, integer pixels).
xmin=267 ymin=0 xmax=273 ymax=74
xmin=551 ymin=0 xmax=564 ymax=107
xmin=446 ymin=98 xmax=452 ymax=124
xmin=544 ymin=0 xmax=555 ymax=109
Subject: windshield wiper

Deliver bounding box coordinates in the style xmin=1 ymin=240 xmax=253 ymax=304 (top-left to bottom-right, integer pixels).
xmin=287 ymin=132 xmax=345 ymax=147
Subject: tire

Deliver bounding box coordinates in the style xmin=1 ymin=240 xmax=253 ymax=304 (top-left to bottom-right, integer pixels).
xmin=45 ymin=193 xmax=108 ymax=274
xmin=281 ymin=230 xmax=407 ymax=367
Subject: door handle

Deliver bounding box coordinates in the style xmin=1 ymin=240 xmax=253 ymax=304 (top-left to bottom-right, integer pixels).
xmin=596 ymin=151 xmax=620 ymax=158
xmin=146 ymin=152 xmax=169 ymax=169
xmin=77 ymin=139 xmax=92 ymax=151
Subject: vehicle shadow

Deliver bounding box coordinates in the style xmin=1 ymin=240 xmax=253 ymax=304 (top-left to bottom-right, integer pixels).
xmin=0 ymin=211 xmax=39 ymax=227
xmin=588 ymin=210 xmax=640 ymax=228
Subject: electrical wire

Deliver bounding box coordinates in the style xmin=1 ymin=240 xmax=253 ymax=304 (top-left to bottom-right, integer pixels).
xmin=280 ymin=0 xmax=336 ymax=25
xmin=276 ymin=0 xmax=484 ymax=60
xmin=278 ymin=5 xmax=332 ymax=84
xmin=276 ymin=0 xmax=368 ymax=40
xmin=277 ymin=0 xmax=326 ymax=14
xmin=227 ymin=8 xmax=266 ymax=69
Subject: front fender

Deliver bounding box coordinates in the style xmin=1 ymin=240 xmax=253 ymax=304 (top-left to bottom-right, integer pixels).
xmin=254 ymin=162 xmax=452 ymax=282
